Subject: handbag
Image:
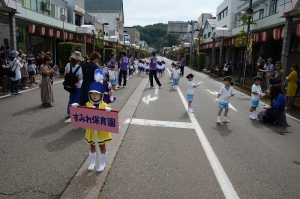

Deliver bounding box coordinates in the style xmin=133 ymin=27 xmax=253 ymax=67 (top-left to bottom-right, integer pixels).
xmin=7 ymin=60 xmax=17 ymax=78
xmin=223 ymin=64 xmax=228 ymax=71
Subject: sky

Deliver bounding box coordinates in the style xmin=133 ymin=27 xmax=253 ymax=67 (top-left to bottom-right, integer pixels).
xmin=123 ymin=0 xmax=223 ymax=27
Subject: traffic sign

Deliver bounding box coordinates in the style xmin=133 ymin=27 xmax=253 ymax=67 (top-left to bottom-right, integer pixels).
xmin=60 ymin=14 xmax=66 ymax=21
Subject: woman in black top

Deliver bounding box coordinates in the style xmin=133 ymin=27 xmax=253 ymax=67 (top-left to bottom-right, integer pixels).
xmin=80 ymin=52 xmax=101 ymax=105
xmin=0 ymin=52 xmax=10 ymax=94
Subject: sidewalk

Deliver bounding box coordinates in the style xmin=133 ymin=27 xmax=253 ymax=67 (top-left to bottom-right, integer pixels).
xmin=0 ymin=74 xmax=63 ymax=93
xmin=200 ymin=69 xmax=300 ymax=112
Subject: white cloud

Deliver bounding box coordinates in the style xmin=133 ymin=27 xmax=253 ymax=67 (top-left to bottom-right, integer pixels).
xmin=123 ymin=0 xmax=223 ymax=27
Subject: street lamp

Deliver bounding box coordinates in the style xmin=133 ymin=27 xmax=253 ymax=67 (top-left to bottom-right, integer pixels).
xmin=102 ymin=22 xmax=109 ymax=65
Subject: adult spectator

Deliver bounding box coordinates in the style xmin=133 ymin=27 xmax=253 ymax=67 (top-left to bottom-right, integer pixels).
xmin=118 ymin=52 xmax=129 ymax=88
xmin=223 ymin=59 xmax=229 ymax=77
xmin=40 ymin=56 xmax=57 ymax=107
xmin=285 ymin=64 xmax=298 ymax=110
xmin=80 ymin=52 xmax=101 ymax=105
xmin=265 ymin=58 xmax=274 ymax=91
xmin=64 ymin=51 xmax=84 ymax=118
xmin=0 ymin=52 xmax=10 ymax=94
xmin=256 ymin=54 xmax=265 ymax=87
xmin=107 ymin=54 xmax=115 ymax=69
xmin=149 ymin=52 xmax=162 ymax=88
xmin=180 ymin=55 xmax=186 ymax=77
xmin=257 ymin=85 xmax=289 ymax=127
xmin=9 ymin=50 xmax=24 ymax=96
xmin=20 ymin=54 xmax=29 ymax=90
xmin=4 ymin=46 xmax=10 ymax=59
xmin=272 ymin=61 xmax=285 ymax=89
xmin=229 ymin=58 xmax=234 ymax=75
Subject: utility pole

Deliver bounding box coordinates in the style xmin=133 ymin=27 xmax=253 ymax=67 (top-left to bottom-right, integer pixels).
xmin=242 ymin=0 xmax=253 ymax=85
xmin=190 ymin=21 xmax=194 ymax=67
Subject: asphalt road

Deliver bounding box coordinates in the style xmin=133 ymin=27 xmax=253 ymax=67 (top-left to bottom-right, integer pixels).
xmin=99 ymin=57 xmax=300 ymax=199
xmin=1 ymin=57 xmax=299 ymax=199
xmin=0 ymin=76 xmax=143 ymax=199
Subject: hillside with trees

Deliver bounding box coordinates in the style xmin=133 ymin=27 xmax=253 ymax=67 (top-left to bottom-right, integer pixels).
xmin=134 ymin=23 xmax=179 ymax=50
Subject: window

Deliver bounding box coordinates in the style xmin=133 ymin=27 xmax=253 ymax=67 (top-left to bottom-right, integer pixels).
xmin=252 ymin=9 xmax=264 ymax=21
xmin=272 ymin=0 xmax=278 ymax=14
xmin=75 ymin=14 xmax=81 ymax=26
xmin=50 ymin=4 xmax=68 ymax=20
xmin=208 ymin=32 xmax=211 ymax=38
xmin=204 ymin=34 xmax=207 ymax=39
xmin=218 ymin=7 xmax=228 ymax=21
xmin=31 ymin=0 xmax=37 ymax=11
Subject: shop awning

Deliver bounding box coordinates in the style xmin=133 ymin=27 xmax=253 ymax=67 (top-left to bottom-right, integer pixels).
xmin=76 ymin=25 xmax=97 ymax=35
xmin=211 ymin=27 xmax=232 ymax=39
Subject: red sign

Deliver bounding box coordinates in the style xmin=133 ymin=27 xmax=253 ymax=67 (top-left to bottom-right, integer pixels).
xmin=60 ymin=14 xmax=66 ymax=21
xmin=69 ymin=106 xmax=119 ymax=134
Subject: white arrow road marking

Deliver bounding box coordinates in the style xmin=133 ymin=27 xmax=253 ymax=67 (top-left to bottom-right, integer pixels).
xmin=206 ymin=89 xmax=238 ymax=112
xmin=206 ymin=89 xmax=218 ymax=95
xmin=65 ymin=118 xmax=71 ymax=123
xmin=142 ymin=86 xmax=159 ymax=105
xmin=126 ymin=118 xmax=195 ymax=129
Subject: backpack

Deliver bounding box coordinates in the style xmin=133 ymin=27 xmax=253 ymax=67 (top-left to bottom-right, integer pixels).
xmin=63 ymin=65 xmax=80 ymax=93
xmin=7 ymin=60 xmax=17 ymax=78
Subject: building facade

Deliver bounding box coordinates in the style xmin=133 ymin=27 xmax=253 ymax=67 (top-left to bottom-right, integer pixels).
xmin=124 ymin=27 xmax=140 ymax=46
xmin=85 ymin=0 xmax=124 ymax=41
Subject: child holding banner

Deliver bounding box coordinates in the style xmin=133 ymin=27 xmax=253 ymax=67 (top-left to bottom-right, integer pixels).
xmin=72 ymin=69 xmax=113 ymax=172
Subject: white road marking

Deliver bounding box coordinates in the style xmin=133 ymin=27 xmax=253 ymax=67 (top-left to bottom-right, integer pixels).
xmin=167 ymin=67 xmax=239 ymax=199
xmin=0 ymin=80 xmax=64 ymax=99
xmin=65 ymin=118 xmax=71 ymax=123
xmin=127 ymin=118 xmax=195 ymax=129
xmin=206 ymin=89 xmax=238 ymax=112
xmin=142 ymin=86 xmax=159 ymax=105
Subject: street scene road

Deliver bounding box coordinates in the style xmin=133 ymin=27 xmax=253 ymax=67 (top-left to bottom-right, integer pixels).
xmin=1 ymin=0 xmax=300 ymax=198
xmin=0 ymin=57 xmax=299 ymax=199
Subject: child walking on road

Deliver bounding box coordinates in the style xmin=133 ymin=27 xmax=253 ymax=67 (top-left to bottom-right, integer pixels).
xmin=172 ymin=64 xmax=181 ymax=90
xmin=216 ymin=76 xmax=235 ymax=124
xmin=186 ymin=74 xmax=204 ymax=113
xmin=250 ymin=76 xmax=265 ymax=119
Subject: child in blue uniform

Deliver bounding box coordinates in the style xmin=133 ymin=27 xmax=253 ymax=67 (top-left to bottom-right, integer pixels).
xmin=250 ymin=76 xmax=265 ymax=119
xmin=215 ymin=76 xmax=235 ymax=124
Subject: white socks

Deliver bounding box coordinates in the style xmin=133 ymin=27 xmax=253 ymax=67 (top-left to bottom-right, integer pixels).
xmin=97 ymin=152 xmax=107 ymax=172
xmin=88 ymin=151 xmax=96 ymax=171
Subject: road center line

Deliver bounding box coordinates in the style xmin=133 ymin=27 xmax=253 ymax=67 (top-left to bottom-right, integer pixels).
xmin=127 ymin=118 xmax=194 ymax=129
xmin=166 ymin=67 xmax=239 ymax=199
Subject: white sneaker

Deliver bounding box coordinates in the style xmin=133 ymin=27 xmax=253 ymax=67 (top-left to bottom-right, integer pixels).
xmin=188 ymin=108 xmax=193 ymax=113
xmin=23 ymin=87 xmax=29 ymax=90
xmin=123 ymin=86 xmax=126 ymax=88
xmin=217 ymin=118 xmax=222 ymax=124
xmin=253 ymin=115 xmax=258 ymax=119
xmin=158 ymin=86 xmax=162 ymax=89
xmin=223 ymin=118 xmax=230 ymax=123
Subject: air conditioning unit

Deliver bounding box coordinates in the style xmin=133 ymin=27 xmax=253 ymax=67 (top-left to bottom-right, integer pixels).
xmin=44 ymin=3 xmax=51 ymax=11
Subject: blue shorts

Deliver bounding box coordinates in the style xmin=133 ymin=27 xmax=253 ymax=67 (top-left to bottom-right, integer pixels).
xmin=251 ymin=100 xmax=259 ymax=108
xmin=110 ymin=79 xmax=116 ymax=85
xmin=187 ymin=94 xmax=194 ymax=102
xmin=129 ymin=69 xmax=133 ymax=73
xmin=218 ymin=102 xmax=229 ymax=109
xmin=28 ymin=71 xmax=35 ymax=77
xmin=173 ymin=78 xmax=179 ymax=84
xmin=157 ymin=69 xmax=162 ymax=73
xmin=145 ymin=69 xmax=149 ymax=73
xmin=141 ymin=68 xmax=144 ymax=71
